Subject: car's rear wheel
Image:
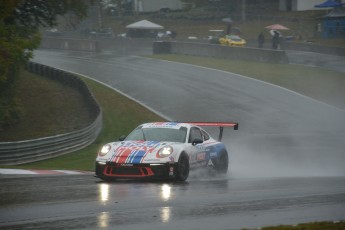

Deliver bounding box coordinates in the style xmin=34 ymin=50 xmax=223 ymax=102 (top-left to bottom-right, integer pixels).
xmin=176 ymin=153 xmax=189 ymax=181
xmin=213 ymin=150 xmax=229 ymax=174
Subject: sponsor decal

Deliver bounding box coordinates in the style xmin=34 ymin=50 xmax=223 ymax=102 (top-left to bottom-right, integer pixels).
xmin=120 ymin=164 xmax=133 ymax=166
xmin=196 ymin=145 xmax=205 ymax=151
xmin=210 ymin=152 xmax=217 ymax=158
xmin=110 ymin=141 xmax=161 ymax=164
xmin=120 ymin=140 xmax=160 ymax=148
xmin=169 ymin=156 xmax=175 ymax=162
xmin=144 ymin=159 xmax=160 ymax=162
xmin=143 ymin=122 xmax=181 ymax=129
xmin=197 ymin=152 xmax=206 ymax=161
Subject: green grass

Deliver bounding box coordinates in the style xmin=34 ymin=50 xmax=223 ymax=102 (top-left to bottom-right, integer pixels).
xmin=0 ymin=70 xmax=94 ymax=141
xmin=2 ymin=73 xmax=164 ymax=171
xmin=250 ymin=221 xmax=345 ymax=230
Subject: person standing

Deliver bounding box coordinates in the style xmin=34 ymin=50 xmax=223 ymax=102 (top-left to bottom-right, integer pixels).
xmin=257 ymin=32 xmax=265 ymax=48
xmin=226 ymin=23 xmax=232 ymax=35
xmin=272 ymin=31 xmax=279 ymax=49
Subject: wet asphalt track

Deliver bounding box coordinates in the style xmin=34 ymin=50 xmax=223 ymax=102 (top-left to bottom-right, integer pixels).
xmin=1 ymin=175 xmax=345 ymax=230
xmin=1 ymin=45 xmax=344 ymax=229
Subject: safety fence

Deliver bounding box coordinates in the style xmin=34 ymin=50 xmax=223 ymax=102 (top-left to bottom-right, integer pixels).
xmin=0 ymin=62 xmax=102 ymax=165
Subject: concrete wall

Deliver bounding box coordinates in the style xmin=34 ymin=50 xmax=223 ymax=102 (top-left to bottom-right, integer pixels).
xmin=40 ymin=37 xmax=100 ymax=52
xmin=153 ymin=41 xmax=289 ymax=64
xmin=285 ymin=42 xmax=345 ymax=56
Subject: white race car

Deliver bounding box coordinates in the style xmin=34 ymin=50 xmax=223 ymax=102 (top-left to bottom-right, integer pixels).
xmin=95 ymin=122 xmax=238 ymax=181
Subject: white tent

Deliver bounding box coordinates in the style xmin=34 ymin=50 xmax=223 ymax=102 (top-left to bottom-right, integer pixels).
xmin=126 ymin=20 xmax=164 ymax=30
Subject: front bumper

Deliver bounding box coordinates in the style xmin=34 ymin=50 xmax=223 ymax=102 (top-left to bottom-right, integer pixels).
xmin=95 ymin=162 xmax=176 ymax=179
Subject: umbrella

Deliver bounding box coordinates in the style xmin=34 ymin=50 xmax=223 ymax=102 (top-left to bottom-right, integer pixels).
xmin=269 ymin=30 xmax=282 ymax=36
xmin=221 ymin=17 xmax=233 ymax=23
xmin=265 ymin=24 xmax=289 ymax=30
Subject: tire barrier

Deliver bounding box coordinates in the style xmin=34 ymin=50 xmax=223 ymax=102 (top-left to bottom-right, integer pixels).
xmin=153 ymin=41 xmax=289 ymax=64
xmin=0 ymin=62 xmax=102 ymax=165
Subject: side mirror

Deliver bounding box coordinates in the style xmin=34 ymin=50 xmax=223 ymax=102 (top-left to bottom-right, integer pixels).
xmin=119 ymin=135 xmax=126 ymax=141
xmin=192 ymin=138 xmax=203 ymax=146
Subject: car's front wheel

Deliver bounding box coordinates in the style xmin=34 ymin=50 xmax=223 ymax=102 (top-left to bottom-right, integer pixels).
xmin=175 ymin=153 xmax=189 ymax=181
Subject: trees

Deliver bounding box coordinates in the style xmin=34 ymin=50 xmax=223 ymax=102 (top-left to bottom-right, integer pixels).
xmin=0 ymin=0 xmax=87 ymax=129
xmin=180 ymin=0 xmax=250 ymax=16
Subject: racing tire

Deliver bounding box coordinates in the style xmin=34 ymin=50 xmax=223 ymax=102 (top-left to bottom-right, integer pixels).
xmin=213 ymin=150 xmax=229 ymax=175
xmin=176 ymin=153 xmax=189 ymax=181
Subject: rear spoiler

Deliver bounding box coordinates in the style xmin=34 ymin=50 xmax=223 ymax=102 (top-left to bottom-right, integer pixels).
xmin=184 ymin=122 xmax=238 ymax=141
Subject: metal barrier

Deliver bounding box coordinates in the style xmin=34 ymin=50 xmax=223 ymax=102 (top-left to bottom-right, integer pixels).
xmin=40 ymin=37 xmax=100 ymax=52
xmin=0 ymin=62 xmax=102 ymax=165
xmin=153 ymin=41 xmax=289 ymax=64
xmin=284 ymin=42 xmax=345 ymax=56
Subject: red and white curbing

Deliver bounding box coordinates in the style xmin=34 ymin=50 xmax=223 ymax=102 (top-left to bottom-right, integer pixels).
xmin=0 ymin=169 xmax=92 ymax=175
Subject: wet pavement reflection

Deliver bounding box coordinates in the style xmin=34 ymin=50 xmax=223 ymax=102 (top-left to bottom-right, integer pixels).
xmin=97 ymin=212 xmax=109 ymax=228
xmin=1 ymin=175 xmax=345 ymax=229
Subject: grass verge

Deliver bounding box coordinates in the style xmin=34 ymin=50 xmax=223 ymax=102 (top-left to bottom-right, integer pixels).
xmin=0 ymin=70 xmax=94 ymax=141
xmin=2 ymin=74 xmax=164 ymax=171
xmin=251 ymin=221 xmax=345 ymax=230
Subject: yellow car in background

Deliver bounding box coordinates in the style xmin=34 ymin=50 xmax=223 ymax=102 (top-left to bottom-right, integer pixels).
xmin=219 ymin=35 xmax=246 ymax=47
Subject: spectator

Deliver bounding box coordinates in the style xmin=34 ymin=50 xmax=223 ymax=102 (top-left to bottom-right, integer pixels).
xmin=226 ymin=23 xmax=232 ymax=35
xmin=272 ymin=31 xmax=279 ymax=49
xmin=257 ymin=32 xmax=265 ymax=48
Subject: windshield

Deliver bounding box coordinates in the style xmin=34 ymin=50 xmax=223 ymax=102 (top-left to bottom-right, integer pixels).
xmin=228 ymin=35 xmax=241 ymax=41
xmin=125 ymin=127 xmax=187 ymax=143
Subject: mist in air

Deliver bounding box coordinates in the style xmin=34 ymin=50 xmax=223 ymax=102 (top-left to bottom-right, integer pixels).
xmin=199 ymin=87 xmax=345 ymax=179
xmin=224 ymin=107 xmax=345 ymax=179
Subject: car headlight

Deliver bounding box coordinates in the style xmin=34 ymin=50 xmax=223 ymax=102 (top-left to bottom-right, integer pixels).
xmin=158 ymin=146 xmax=173 ymax=158
xmin=99 ymin=144 xmax=111 ymax=156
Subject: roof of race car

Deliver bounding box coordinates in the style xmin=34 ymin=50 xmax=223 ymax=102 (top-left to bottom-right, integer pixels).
xmin=140 ymin=122 xmax=239 ymax=130
xmin=140 ymin=122 xmax=192 ymax=129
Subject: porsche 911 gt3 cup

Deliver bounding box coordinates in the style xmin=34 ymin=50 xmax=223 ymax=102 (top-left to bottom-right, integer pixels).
xmin=95 ymin=122 xmax=238 ymax=181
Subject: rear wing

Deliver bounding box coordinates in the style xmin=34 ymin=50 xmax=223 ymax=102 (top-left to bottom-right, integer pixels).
xmin=184 ymin=122 xmax=238 ymax=141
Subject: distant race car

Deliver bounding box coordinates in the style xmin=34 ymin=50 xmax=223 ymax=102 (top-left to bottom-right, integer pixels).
xmin=95 ymin=122 xmax=238 ymax=181
xmin=219 ymin=34 xmax=246 ymax=47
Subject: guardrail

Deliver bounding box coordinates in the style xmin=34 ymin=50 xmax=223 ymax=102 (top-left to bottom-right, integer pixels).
xmin=284 ymin=42 xmax=345 ymax=56
xmin=0 ymin=62 xmax=102 ymax=165
xmin=40 ymin=37 xmax=100 ymax=52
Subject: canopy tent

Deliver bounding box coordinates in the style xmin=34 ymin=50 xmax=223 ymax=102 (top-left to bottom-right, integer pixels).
xmin=321 ymin=7 xmax=345 ymax=38
xmin=315 ymin=0 xmax=345 ymax=8
xmin=125 ymin=20 xmax=164 ymax=38
xmin=221 ymin=17 xmax=233 ymax=23
xmin=265 ymin=24 xmax=290 ymax=30
xmin=126 ymin=20 xmax=164 ymax=30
